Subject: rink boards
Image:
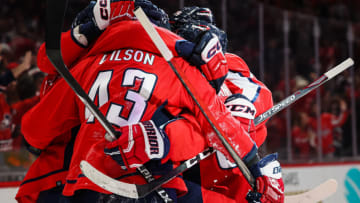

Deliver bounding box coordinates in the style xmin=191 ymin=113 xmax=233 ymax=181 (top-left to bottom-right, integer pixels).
xmin=283 ymin=162 xmax=360 ymax=203
xmin=1 ymin=162 xmax=360 ymax=202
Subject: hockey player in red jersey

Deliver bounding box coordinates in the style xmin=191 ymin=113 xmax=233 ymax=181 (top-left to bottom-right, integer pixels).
xmin=167 ymin=7 xmax=283 ymax=203
xmin=16 ymin=1 xmax=136 ymax=202
xmin=19 ymin=0 xmax=260 ymax=202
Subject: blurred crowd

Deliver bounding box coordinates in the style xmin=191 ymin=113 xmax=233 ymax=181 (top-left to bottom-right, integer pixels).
xmin=0 ymin=0 xmax=359 ymax=171
xmin=0 ymin=0 xmax=47 ymax=170
xmin=229 ymin=0 xmax=360 ymax=161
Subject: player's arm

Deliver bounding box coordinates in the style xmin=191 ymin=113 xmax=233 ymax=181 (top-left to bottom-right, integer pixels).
xmin=169 ymin=58 xmax=254 ymax=163
xmin=21 ymin=75 xmax=80 ymax=151
xmin=171 ymin=60 xmax=283 ymax=202
xmin=37 ymin=31 xmax=85 ymax=74
xmin=103 ymin=120 xmax=170 ymax=170
xmin=163 ymin=115 xmax=208 ymax=162
xmin=224 ymin=54 xmax=274 ymax=146
xmin=174 ymin=21 xmax=228 ymax=93
xmin=37 ymin=0 xmax=112 ymax=74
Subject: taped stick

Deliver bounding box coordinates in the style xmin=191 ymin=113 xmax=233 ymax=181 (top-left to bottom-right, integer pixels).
xmin=285 ymin=179 xmax=338 ymax=203
xmin=81 ymin=148 xmax=215 ymax=198
xmin=254 ymin=58 xmax=354 ymax=126
xmin=134 ymin=7 xmax=255 ymax=187
xmin=80 ymin=58 xmax=353 ymax=198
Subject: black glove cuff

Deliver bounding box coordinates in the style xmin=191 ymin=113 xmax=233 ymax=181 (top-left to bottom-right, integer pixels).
xmin=24 ymin=140 xmax=42 ymax=156
xmin=175 ymin=40 xmax=195 ymax=58
xmin=79 ymin=21 xmax=102 ymax=45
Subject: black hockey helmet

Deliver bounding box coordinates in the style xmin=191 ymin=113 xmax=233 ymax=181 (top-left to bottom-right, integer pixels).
xmin=174 ymin=19 xmax=228 ymax=52
xmin=170 ymin=6 xmax=214 ymax=30
xmin=170 ymin=7 xmax=227 ymax=52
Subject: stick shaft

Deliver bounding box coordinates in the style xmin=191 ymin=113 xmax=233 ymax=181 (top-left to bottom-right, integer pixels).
xmin=254 ymin=58 xmax=354 ymax=126
xmin=134 ymin=7 xmax=255 ymax=187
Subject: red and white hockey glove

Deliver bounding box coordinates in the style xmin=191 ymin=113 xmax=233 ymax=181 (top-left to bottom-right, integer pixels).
xmin=246 ymin=153 xmax=284 ymax=203
xmin=224 ymin=94 xmax=257 ymax=139
xmin=104 ymin=120 xmax=170 ymax=170
xmin=71 ymin=0 xmax=134 ymax=47
xmin=175 ymin=30 xmax=228 ymax=93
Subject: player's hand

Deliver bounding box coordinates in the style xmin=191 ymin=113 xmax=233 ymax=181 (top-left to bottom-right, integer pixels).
xmin=246 ymin=153 xmax=284 ymax=203
xmin=71 ymin=0 xmax=135 ymax=47
xmin=224 ymin=94 xmax=257 ymax=139
xmin=172 ymin=17 xmax=229 ymax=92
xmin=104 ymin=120 xmax=170 ymax=170
xmin=175 ymin=31 xmax=228 ymax=92
xmin=175 ymin=29 xmax=225 ymax=66
xmin=71 ymin=1 xmax=105 ymax=47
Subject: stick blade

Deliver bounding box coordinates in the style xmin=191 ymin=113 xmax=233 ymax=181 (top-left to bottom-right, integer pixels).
xmin=285 ymin=179 xmax=338 ymax=203
xmin=80 ymin=160 xmax=140 ymax=199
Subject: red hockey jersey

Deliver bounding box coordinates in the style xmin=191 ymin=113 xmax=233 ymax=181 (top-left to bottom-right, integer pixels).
xmin=221 ymin=53 xmax=273 ymax=147
xmin=16 ymin=56 xmax=83 ymax=203
xmin=165 ymin=54 xmax=273 ymax=202
xmin=20 ymin=21 xmax=255 ymax=198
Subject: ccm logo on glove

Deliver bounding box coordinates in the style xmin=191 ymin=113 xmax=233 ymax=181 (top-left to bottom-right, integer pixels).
xmin=224 ymin=95 xmax=257 ymax=119
xmin=93 ymin=0 xmax=111 ymax=30
xmin=98 ymin=0 xmax=109 ymax=20
xmin=201 ymin=35 xmax=222 ymax=63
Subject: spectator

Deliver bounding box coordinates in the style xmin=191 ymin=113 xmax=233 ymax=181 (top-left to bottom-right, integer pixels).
xmin=292 ymin=112 xmax=316 ymax=160
xmin=0 ymin=49 xmax=32 ymax=87
xmin=310 ymin=98 xmax=349 ymax=158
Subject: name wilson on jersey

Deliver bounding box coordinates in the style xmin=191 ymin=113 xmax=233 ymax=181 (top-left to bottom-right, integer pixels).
xmin=99 ymin=49 xmax=155 ymax=66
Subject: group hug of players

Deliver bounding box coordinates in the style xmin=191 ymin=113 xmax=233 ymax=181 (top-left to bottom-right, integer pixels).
xmin=15 ymin=0 xmax=284 ymax=202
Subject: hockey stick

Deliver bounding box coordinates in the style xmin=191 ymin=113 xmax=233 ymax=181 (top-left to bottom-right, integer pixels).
xmin=254 ymin=58 xmax=354 ymax=126
xmin=285 ymin=179 xmax=338 ymax=203
xmin=81 ymin=147 xmax=215 ymax=199
xmin=133 ymin=7 xmax=255 ymax=188
xmin=81 ymin=156 xmax=338 ymax=201
xmin=45 ymin=0 xmax=118 ymax=141
xmin=81 ymin=7 xmax=355 ymax=198
xmin=80 ymin=56 xmax=354 ymax=199
xmin=45 ymin=1 xmax=173 ymax=202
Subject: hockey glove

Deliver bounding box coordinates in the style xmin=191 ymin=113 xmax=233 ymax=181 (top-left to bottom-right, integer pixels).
xmin=175 ymin=31 xmax=228 ymax=92
xmin=172 ymin=17 xmax=228 ymax=52
xmin=135 ymin=0 xmax=170 ymax=29
xmin=224 ymin=94 xmax=257 ymax=140
xmin=71 ymin=1 xmax=107 ymax=47
xmin=71 ymin=0 xmax=135 ymax=47
xmin=246 ymin=153 xmax=285 ymax=203
xmin=104 ymin=120 xmax=170 ymax=170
